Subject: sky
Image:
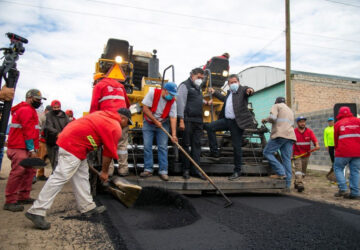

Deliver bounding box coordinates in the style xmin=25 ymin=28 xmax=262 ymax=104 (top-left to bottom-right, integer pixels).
xmin=0 ymin=0 xmax=359 ymax=118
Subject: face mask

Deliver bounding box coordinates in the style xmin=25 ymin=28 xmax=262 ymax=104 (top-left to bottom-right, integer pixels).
xmin=31 ymin=100 xmax=42 ymax=109
xmin=164 ymin=94 xmax=173 ymax=101
xmin=194 ymin=79 xmax=202 ymax=87
xmin=229 ymin=83 xmax=239 ymax=93
xmin=53 ymin=110 xmax=61 ymax=115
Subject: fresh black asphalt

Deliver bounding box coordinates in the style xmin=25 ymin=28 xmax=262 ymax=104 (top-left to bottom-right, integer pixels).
xmin=96 ymin=192 xmax=360 ymax=250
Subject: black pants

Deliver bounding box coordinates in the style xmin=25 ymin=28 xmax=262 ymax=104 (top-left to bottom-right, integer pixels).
xmin=328 ymin=146 xmax=335 ymax=164
xmin=204 ymin=118 xmax=244 ymax=173
xmin=46 ymin=145 xmax=59 ymax=171
xmin=181 ymin=121 xmax=203 ymax=173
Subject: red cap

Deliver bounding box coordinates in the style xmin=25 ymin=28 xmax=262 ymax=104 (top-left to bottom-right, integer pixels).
xmin=65 ymin=109 xmax=73 ymax=116
xmin=336 ymin=106 xmax=353 ymax=120
xmin=51 ymin=100 xmax=61 ymax=108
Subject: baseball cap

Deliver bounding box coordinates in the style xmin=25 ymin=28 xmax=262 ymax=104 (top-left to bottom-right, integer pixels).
xmin=327 ymin=117 xmax=334 ymax=121
xmin=51 ymin=100 xmax=61 ymax=107
xmin=117 ymin=108 xmax=133 ymax=125
xmin=296 ymin=116 xmax=307 ymax=122
xmin=275 ymin=97 xmax=285 ymax=104
xmin=163 ymin=82 xmax=177 ymax=96
xmin=26 ymin=89 xmax=46 ymax=100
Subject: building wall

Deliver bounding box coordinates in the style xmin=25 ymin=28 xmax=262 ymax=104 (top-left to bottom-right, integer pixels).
xmin=292 ymin=74 xmax=360 ymax=114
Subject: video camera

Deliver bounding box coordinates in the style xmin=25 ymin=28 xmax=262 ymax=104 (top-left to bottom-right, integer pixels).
xmin=0 ymin=32 xmax=28 ymax=151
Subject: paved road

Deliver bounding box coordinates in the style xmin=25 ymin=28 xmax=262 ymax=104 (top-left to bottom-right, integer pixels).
xmin=98 ymin=193 xmax=360 ymax=250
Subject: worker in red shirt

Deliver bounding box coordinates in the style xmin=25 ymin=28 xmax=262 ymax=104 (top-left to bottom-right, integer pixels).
xmin=4 ymin=89 xmax=46 ymax=212
xmin=90 ymin=73 xmax=130 ymax=176
xmin=333 ymin=106 xmax=360 ymax=200
xmin=25 ymin=108 xmax=132 ymax=230
xmin=65 ymin=109 xmax=76 ymax=122
xmin=293 ymin=116 xmax=320 ymax=192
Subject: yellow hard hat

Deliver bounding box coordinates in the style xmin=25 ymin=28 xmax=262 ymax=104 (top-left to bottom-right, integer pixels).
xmin=93 ymin=73 xmax=104 ymax=81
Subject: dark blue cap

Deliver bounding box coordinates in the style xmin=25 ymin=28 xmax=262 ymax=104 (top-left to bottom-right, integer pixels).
xmin=296 ymin=116 xmax=307 ymax=122
xmin=164 ymin=82 xmax=177 ymax=96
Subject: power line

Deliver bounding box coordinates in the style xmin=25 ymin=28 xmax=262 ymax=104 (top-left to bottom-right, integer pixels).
xmin=87 ymin=0 xmax=280 ymax=31
xmin=243 ymin=31 xmax=284 ymax=64
xmin=88 ymin=0 xmax=360 ymax=44
xmin=1 ymin=0 xmax=273 ymax=42
xmin=325 ymin=0 xmax=360 ymax=8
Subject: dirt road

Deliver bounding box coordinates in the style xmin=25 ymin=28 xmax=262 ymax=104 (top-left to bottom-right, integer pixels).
xmin=0 ymin=156 xmax=113 ymax=250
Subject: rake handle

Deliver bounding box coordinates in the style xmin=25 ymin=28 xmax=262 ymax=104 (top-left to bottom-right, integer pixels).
xmin=159 ymin=126 xmax=233 ymax=207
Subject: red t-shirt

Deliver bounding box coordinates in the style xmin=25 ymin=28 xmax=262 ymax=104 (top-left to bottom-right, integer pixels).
xmin=293 ymin=127 xmax=318 ymax=157
xmin=57 ymin=111 xmax=122 ymax=160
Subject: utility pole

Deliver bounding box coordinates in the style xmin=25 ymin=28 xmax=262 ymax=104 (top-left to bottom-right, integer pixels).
xmin=285 ymin=0 xmax=291 ymax=108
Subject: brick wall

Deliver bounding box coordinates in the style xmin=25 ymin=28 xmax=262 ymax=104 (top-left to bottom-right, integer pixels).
xmin=292 ymin=74 xmax=360 ymax=114
xmin=296 ymin=107 xmax=360 ymax=166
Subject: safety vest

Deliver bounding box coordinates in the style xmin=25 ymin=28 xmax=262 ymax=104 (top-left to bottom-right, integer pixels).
xmin=144 ymin=88 xmax=175 ymax=124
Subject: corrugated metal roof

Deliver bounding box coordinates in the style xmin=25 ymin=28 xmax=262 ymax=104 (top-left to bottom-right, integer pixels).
xmin=238 ymin=66 xmax=360 ymax=91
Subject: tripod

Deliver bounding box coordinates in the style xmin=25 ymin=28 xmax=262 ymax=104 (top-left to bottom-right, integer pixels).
xmin=0 ymin=33 xmax=28 ymax=170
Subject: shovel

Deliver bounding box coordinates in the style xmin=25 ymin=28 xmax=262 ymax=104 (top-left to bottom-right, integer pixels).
xmin=88 ymin=164 xmax=142 ymax=208
xmin=159 ymin=126 xmax=233 ymax=208
xmin=19 ymin=158 xmax=47 ymax=169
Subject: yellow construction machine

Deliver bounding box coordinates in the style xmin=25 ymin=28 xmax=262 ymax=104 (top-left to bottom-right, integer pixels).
xmin=89 ymin=38 xmax=285 ymax=195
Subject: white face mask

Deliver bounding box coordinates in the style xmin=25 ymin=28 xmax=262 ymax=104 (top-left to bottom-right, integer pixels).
xmin=194 ymin=78 xmax=202 ymax=87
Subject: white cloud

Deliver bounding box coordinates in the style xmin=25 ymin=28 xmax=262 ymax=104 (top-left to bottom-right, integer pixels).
xmin=0 ymin=0 xmax=359 ymax=118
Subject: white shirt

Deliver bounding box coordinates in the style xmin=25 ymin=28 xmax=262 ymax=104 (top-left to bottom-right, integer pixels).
xmin=225 ymin=92 xmax=235 ymax=119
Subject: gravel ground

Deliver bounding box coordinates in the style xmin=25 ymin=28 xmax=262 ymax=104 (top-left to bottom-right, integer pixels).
xmin=0 ymin=156 xmax=113 ymax=250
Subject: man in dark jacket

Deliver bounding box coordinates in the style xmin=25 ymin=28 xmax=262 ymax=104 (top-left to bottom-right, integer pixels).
xmin=177 ymin=68 xmax=212 ymax=179
xmin=205 ymin=74 xmax=254 ymax=180
xmin=44 ymin=100 xmax=69 ymax=170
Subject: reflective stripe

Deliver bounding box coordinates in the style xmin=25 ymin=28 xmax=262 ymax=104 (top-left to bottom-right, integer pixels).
xmin=276 ymin=118 xmax=293 ymax=124
xmin=87 ymin=135 xmax=98 ymax=150
xmin=98 ymin=95 xmax=125 ymax=103
xmin=117 ymin=150 xmax=128 ymax=155
xmin=339 ymin=134 xmax=360 ymax=139
xmin=295 ymin=142 xmax=311 ymax=145
xmin=295 ymin=171 xmax=303 ymax=176
xmin=269 ymin=114 xmax=277 ymax=120
xmin=9 ymin=123 xmax=22 ymax=128
xmin=9 ymin=124 xmax=41 ymax=129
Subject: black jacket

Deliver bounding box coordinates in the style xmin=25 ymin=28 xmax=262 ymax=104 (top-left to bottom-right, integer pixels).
xmin=214 ymin=85 xmax=255 ymax=129
xmin=44 ymin=110 xmax=69 ymax=146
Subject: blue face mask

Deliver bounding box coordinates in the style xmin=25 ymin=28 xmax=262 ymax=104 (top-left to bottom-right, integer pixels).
xmin=164 ymin=94 xmax=173 ymax=101
xmin=229 ymin=83 xmax=239 ymax=93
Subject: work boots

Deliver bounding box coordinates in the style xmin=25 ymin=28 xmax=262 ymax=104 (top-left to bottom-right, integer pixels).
xmin=3 ymin=203 xmax=24 ymax=212
xmin=294 ymin=183 xmax=305 ymax=193
xmin=25 ymin=212 xmax=51 ymax=230
xmin=81 ymin=205 xmax=107 ymax=217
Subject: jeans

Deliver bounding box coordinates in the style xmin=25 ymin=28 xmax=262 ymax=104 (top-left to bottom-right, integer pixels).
xmin=181 ymin=121 xmax=203 ymax=174
xmin=263 ymin=137 xmax=294 ymax=188
xmin=334 ymin=157 xmax=360 ymax=196
xmin=204 ymin=118 xmax=244 ymax=173
xmin=142 ymin=120 xmax=169 ymax=175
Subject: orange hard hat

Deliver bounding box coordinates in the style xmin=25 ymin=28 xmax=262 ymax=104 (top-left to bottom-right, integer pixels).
xmin=93 ymin=73 xmax=104 ymax=81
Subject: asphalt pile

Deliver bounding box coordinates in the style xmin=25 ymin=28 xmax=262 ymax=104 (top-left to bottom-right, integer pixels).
xmin=133 ymin=186 xmax=200 ymax=229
